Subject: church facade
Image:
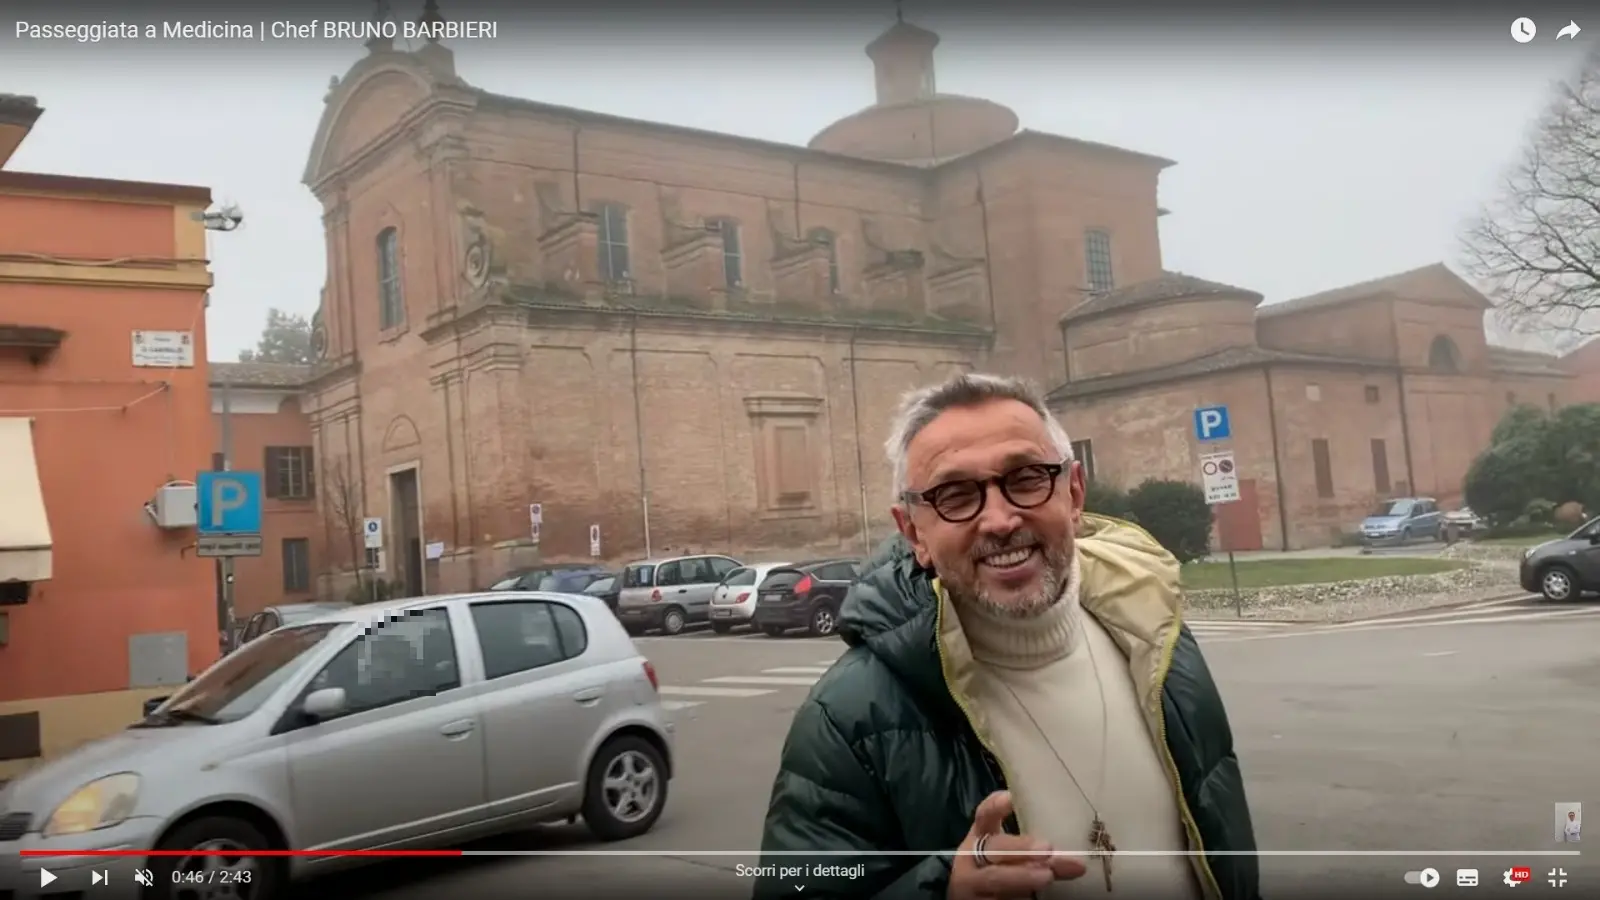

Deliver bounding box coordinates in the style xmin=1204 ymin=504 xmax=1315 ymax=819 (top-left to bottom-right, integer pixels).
xmin=245 ymin=19 xmax=1597 ymax=599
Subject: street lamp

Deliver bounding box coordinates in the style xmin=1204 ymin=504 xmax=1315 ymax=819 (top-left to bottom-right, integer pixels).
xmin=195 ymin=203 xmax=244 ymax=232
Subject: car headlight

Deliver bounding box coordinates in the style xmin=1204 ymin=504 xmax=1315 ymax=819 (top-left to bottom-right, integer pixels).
xmin=42 ymin=773 xmax=140 ymax=837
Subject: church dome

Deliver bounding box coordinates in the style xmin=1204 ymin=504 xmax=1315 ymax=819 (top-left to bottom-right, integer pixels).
xmin=810 ymin=19 xmax=1019 ymax=166
xmin=809 ymin=94 xmax=1019 ymax=166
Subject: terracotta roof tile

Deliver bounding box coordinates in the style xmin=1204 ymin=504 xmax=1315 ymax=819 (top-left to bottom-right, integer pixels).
xmin=1048 ymin=345 xmax=1391 ymax=402
xmin=209 ymin=361 xmax=309 ymax=388
xmin=1257 ymin=263 xmax=1487 ymax=319
xmin=1061 ymin=271 xmax=1261 ymax=324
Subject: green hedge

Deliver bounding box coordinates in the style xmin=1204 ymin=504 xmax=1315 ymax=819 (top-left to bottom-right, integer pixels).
xmin=1084 ymin=478 xmax=1212 ymax=564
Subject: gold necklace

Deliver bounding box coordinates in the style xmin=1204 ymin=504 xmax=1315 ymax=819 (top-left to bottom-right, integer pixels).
xmin=996 ymin=611 xmax=1118 ymax=891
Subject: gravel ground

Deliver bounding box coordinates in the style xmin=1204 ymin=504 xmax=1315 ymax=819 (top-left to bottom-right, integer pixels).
xmin=1185 ymin=558 xmax=1523 ymax=623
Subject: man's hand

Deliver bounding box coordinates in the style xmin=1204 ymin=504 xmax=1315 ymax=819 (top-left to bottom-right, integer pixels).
xmin=948 ymin=791 xmax=1086 ymax=899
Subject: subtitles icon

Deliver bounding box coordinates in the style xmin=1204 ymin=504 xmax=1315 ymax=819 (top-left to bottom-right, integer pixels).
xmin=1457 ymin=869 xmax=1479 ymax=887
xmin=1505 ymin=866 xmax=1532 ymax=887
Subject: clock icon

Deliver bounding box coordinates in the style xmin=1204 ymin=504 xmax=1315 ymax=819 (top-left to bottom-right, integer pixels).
xmin=1511 ymin=17 xmax=1537 ymax=42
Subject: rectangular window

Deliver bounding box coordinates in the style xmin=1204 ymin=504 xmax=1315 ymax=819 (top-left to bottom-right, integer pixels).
xmin=211 ymin=452 xmax=225 ymax=472
xmin=1084 ymin=229 xmax=1114 ymax=293
xmin=264 ymin=446 xmax=315 ymax=500
xmin=597 ymin=204 xmax=630 ymax=282
xmin=1312 ymin=439 xmax=1334 ymax=499
xmin=282 ymin=538 xmax=311 ymax=593
xmin=1370 ymin=438 xmax=1391 ymax=495
xmin=773 ymin=425 xmax=811 ymax=504
xmin=377 ymin=228 xmax=404 ymax=331
xmin=809 ymin=229 xmax=840 ymax=294
xmin=1364 ymin=385 xmax=1380 ymax=404
xmin=1070 ymin=439 xmax=1096 ymax=483
xmin=720 ymin=221 xmax=742 ymax=288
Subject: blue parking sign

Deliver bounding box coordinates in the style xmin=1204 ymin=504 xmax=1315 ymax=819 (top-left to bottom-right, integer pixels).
xmin=196 ymin=471 xmax=263 ymax=534
xmin=1194 ymin=406 xmax=1231 ymax=442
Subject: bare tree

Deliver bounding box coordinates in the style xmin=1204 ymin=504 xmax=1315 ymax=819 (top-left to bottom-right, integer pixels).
xmin=323 ymin=460 xmax=368 ymax=595
xmin=1462 ymin=48 xmax=1600 ymax=348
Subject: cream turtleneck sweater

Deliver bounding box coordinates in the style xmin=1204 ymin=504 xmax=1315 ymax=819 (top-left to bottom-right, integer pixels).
xmin=955 ymin=559 xmax=1202 ymax=900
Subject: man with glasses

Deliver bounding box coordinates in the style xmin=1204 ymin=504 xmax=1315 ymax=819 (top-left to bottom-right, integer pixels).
xmin=755 ymin=373 xmax=1260 ymax=900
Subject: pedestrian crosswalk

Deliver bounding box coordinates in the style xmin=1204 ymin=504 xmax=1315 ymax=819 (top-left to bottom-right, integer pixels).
xmin=658 ymin=663 xmax=834 ymax=711
xmin=1195 ymin=595 xmax=1600 ymax=643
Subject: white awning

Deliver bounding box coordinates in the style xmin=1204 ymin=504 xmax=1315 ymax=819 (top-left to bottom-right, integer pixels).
xmin=0 ymin=417 xmax=52 ymax=582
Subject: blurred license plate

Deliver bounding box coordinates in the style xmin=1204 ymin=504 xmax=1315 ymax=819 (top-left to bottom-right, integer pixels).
xmin=713 ymin=609 xmax=733 ymax=617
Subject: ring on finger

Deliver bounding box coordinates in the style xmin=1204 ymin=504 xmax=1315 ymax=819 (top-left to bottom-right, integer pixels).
xmin=974 ymin=833 xmax=992 ymax=868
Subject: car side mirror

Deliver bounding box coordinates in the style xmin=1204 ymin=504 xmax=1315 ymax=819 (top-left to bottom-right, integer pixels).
xmin=301 ymin=687 xmax=348 ymax=721
xmin=143 ymin=696 xmax=169 ymax=716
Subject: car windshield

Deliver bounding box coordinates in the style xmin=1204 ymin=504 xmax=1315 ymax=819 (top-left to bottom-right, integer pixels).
xmin=1573 ymin=517 xmax=1600 ymax=540
xmin=584 ymin=576 xmax=615 ymax=594
xmin=489 ymin=573 xmax=527 ymax=590
xmin=1373 ymin=500 xmax=1414 ymax=517
xmin=623 ymin=564 xmax=655 ymax=588
xmin=142 ymin=623 xmax=340 ymax=725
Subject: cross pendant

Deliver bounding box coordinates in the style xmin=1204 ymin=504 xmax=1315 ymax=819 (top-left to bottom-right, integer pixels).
xmin=1089 ymin=818 xmax=1116 ymax=891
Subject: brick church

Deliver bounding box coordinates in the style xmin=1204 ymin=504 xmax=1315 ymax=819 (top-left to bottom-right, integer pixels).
xmin=220 ymin=16 xmax=1598 ymax=601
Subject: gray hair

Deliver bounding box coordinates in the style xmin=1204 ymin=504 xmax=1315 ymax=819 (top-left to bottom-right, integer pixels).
xmin=884 ymin=372 xmax=1075 ymax=495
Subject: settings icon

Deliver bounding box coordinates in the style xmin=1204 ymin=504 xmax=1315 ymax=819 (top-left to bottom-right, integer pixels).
xmin=1505 ymin=868 xmax=1521 ymax=888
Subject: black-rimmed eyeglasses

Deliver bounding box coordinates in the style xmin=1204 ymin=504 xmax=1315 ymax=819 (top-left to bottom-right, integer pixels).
xmin=900 ymin=461 xmax=1067 ymax=524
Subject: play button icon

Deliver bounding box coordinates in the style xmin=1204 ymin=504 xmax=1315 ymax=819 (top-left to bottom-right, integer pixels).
xmin=40 ymin=869 xmax=57 ymax=887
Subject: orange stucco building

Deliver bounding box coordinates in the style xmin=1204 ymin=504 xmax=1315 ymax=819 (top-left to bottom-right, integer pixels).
xmin=208 ymin=361 xmax=322 ymax=618
xmin=0 ymin=95 xmax=218 ymax=777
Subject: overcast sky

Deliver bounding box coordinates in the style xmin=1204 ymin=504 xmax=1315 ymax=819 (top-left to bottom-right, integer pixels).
xmin=4 ymin=4 xmax=1593 ymax=361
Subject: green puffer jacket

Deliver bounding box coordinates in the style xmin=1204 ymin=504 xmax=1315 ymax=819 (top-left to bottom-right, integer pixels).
xmin=754 ymin=515 xmax=1261 ymax=900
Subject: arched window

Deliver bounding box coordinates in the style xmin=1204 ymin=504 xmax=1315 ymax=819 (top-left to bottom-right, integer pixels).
xmin=1427 ymin=335 xmax=1460 ymax=373
xmin=808 ymin=228 xmax=841 ymax=294
xmin=713 ymin=219 xmax=742 ymax=288
xmin=595 ymin=203 xmax=630 ymax=282
xmin=376 ymin=227 xmax=403 ymax=331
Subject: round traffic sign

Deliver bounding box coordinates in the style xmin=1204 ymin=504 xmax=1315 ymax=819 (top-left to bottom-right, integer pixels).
xmin=1218 ymin=459 xmax=1234 ymax=474
xmin=1202 ymin=461 xmax=1220 ymax=476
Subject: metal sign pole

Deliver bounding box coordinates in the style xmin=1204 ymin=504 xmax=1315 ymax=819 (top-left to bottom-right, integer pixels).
xmin=219 ymin=377 xmax=237 ymax=653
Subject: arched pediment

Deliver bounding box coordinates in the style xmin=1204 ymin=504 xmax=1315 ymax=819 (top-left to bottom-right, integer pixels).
xmin=381 ymin=414 xmax=422 ymax=452
xmin=302 ymin=58 xmax=435 ymax=189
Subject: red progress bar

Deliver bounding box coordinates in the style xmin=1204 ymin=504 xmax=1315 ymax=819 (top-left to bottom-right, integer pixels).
xmin=21 ymin=850 xmax=462 ymax=857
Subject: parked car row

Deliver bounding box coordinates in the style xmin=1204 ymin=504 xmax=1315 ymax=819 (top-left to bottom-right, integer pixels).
xmin=485 ymin=553 xmax=863 ymax=639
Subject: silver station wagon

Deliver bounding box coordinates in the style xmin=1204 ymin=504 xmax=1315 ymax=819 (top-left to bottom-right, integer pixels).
xmin=0 ymin=592 xmax=674 ymax=900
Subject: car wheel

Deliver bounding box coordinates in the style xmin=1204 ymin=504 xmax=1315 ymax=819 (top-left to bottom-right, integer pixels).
xmin=660 ymin=607 xmax=687 ymax=636
xmin=148 ymin=815 xmax=285 ymax=900
xmin=1540 ymin=565 xmax=1579 ymax=602
xmin=582 ymin=735 xmax=668 ymax=842
xmin=808 ymin=604 xmax=838 ymax=637
xmin=710 ymin=622 xmax=733 ymax=634
xmin=763 ymin=625 xmax=787 ymax=638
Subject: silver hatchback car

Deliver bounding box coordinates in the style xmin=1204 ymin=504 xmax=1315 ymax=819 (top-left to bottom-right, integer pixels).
xmin=0 ymin=592 xmax=674 ymax=900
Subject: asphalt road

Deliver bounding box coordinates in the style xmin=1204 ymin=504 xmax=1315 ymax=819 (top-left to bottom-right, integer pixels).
xmin=313 ymin=596 xmax=1600 ymax=899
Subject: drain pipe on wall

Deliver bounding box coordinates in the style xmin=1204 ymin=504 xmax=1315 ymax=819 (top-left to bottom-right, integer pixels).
xmin=629 ymin=314 xmax=652 ymax=558
xmin=848 ymin=328 xmax=872 ymax=555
